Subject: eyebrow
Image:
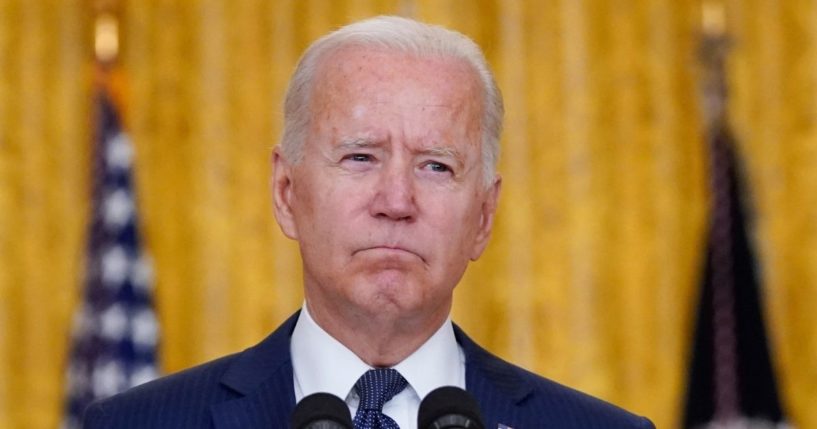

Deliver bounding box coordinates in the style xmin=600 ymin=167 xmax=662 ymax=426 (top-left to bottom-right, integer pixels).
xmin=422 ymin=146 xmax=461 ymax=159
xmin=336 ymin=137 xmax=381 ymax=150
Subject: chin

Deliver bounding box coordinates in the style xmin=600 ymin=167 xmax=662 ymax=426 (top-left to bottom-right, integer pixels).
xmin=354 ymin=273 xmax=427 ymax=310
xmin=368 ymin=268 xmax=415 ymax=286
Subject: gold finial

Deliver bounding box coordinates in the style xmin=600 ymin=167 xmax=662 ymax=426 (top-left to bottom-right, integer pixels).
xmin=95 ymin=13 xmax=119 ymax=62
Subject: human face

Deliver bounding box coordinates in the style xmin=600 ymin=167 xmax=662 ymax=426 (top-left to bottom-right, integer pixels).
xmin=273 ymin=47 xmax=500 ymax=327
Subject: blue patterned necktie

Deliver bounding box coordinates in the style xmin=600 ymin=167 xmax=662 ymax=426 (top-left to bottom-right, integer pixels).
xmin=353 ymin=368 xmax=407 ymax=429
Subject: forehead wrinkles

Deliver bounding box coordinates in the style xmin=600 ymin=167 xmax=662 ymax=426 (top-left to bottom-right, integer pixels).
xmin=309 ymin=47 xmax=485 ymax=154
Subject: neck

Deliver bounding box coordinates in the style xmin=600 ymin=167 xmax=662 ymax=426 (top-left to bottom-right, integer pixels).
xmin=305 ymin=297 xmax=450 ymax=367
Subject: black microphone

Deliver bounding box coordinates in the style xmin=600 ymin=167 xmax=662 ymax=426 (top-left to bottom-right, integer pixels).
xmin=291 ymin=392 xmax=353 ymax=429
xmin=418 ymin=386 xmax=486 ymax=429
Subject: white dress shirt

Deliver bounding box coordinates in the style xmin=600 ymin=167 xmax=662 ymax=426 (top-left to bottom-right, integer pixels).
xmin=291 ymin=304 xmax=466 ymax=429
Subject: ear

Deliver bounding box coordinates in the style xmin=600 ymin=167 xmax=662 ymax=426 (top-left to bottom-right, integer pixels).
xmin=271 ymin=147 xmax=299 ymax=240
xmin=470 ymin=175 xmax=501 ymax=261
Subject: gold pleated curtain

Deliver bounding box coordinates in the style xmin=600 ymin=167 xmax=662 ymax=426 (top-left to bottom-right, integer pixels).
xmin=0 ymin=1 xmax=93 ymax=428
xmin=2 ymin=1 xmax=816 ymax=428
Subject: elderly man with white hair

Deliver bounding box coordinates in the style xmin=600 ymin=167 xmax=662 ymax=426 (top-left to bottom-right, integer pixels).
xmin=84 ymin=16 xmax=655 ymax=429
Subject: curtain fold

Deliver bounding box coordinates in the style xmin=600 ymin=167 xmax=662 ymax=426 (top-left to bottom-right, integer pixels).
xmin=3 ymin=1 xmax=814 ymax=428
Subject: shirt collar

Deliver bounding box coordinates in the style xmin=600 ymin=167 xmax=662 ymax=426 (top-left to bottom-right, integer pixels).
xmin=392 ymin=314 xmax=464 ymax=399
xmin=291 ymin=304 xmax=371 ymax=400
xmin=291 ymin=303 xmax=464 ymax=401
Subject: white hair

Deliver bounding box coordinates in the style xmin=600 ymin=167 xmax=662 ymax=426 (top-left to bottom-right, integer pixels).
xmin=279 ymin=15 xmax=503 ymax=185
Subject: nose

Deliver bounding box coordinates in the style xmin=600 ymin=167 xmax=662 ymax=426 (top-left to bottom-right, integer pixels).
xmin=370 ymin=161 xmax=417 ymax=222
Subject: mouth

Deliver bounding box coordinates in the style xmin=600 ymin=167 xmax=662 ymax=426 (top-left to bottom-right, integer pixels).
xmin=355 ymin=245 xmax=425 ymax=263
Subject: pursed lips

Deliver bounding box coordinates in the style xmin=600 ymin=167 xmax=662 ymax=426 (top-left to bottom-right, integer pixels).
xmin=355 ymin=245 xmax=426 ymax=263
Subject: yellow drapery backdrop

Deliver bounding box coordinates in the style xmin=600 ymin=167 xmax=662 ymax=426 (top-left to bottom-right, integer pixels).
xmin=0 ymin=1 xmax=93 ymax=428
xmin=1 ymin=1 xmax=815 ymax=428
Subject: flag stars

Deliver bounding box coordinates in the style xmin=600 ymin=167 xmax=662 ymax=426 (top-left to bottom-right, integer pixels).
xmin=102 ymin=189 xmax=134 ymax=229
xmin=106 ymin=132 xmax=134 ymax=170
xmin=129 ymin=365 xmax=159 ymax=388
xmin=131 ymin=255 xmax=154 ymax=292
xmin=65 ymin=94 xmax=159 ymax=429
xmin=131 ymin=309 xmax=159 ymax=350
xmin=92 ymin=360 xmax=126 ymax=398
xmin=101 ymin=245 xmax=129 ymax=287
xmin=100 ymin=304 xmax=128 ymax=341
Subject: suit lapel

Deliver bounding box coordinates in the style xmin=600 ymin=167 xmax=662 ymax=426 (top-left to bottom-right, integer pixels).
xmin=211 ymin=312 xmax=300 ymax=429
xmin=455 ymin=324 xmax=534 ymax=427
xmin=210 ymin=372 xmax=295 ymax=428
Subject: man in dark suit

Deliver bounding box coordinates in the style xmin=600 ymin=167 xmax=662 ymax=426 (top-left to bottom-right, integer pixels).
xmin=85 ymin=15 xmax=654 ymax=429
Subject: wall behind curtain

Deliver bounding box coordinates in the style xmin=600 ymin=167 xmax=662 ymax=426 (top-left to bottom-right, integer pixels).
xmin=5 ymin=0 xmax=813 ymax=428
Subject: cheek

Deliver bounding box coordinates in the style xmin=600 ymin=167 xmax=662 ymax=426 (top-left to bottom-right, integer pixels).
xmin=426 ymin=198 xmax=482 ymax=248
xmin=291 ymin=175 xmax=334 ymax=240
xmin=297 ymin=180 xmax=366 ymax=243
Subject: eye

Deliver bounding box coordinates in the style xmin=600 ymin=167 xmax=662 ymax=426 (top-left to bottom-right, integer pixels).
xmin=344 ymin=153 xmax=373 ymax=162
xmin=339 ymin=153 xmax=376 ymax=172
xmin=423 ymin=161 xmax=452 ymax=173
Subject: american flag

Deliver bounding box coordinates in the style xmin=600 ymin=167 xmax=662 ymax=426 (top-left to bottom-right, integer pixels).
xmin=62 ymin=87 xmax=160 ymax=428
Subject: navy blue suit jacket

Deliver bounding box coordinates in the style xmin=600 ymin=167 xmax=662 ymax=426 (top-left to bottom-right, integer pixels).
xmin=84 ymin=312 xmax=654 ymax=428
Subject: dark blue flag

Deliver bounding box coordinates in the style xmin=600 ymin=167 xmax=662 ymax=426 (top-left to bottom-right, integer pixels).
xmin=62 ymin=87 xmax=160 ymax=428
xmin=684 ymin=27 xmax=787 ymax=428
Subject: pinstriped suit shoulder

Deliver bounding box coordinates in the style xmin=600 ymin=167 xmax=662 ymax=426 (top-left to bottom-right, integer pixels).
xmin=84 ymin=312 xmax=654 ymax=428
xmin=83 ymin=313 xmax=298 ymax=428
xmin=83 ymin=352 xmax=242 ymax=428
xmin=454 ymin=325 xmax=655 ymax=428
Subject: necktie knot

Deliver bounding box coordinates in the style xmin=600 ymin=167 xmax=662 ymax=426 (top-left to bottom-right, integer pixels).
xmin=355 ymin=368 xmax=407 ymax=411
xmin=352 ymin=369 xmax=407 ymax=428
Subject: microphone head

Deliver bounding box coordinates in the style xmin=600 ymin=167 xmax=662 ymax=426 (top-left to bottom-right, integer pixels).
xmin=291 ymin=392 xmax=353 ymax=429
xmin=418 ymin=386 xmax=485 ymax=429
